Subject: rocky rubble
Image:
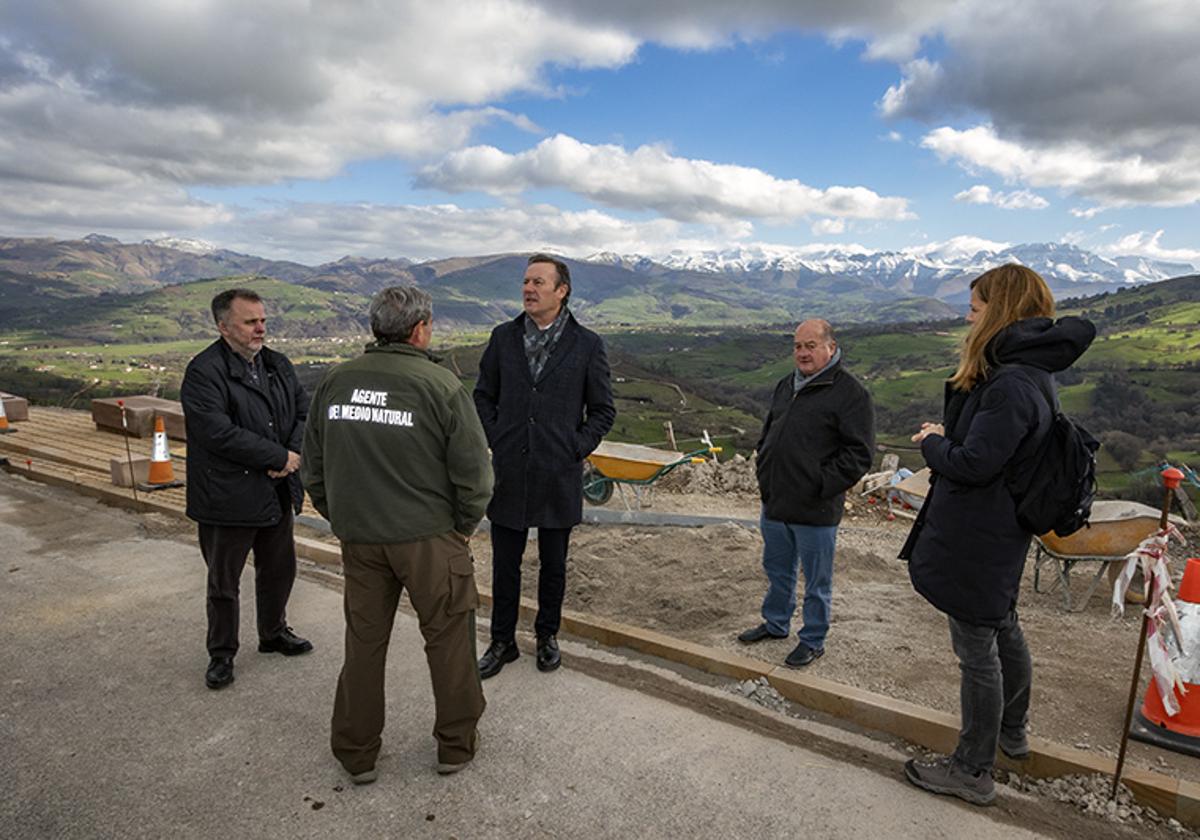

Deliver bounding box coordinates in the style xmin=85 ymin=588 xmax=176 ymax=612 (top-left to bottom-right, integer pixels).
xmin=728 ymin=676 xmax=1194 ymax=834
xmin=1002 ymin=772 xmax=1195 ymax=835
xmin=728 ymin=675 xmax=789 ymax=714
xmin=659 ymin=453 xmax=759 ymax=496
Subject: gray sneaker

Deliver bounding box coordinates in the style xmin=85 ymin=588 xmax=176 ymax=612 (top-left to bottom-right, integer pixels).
xmin=998 ymin=729 xmax=1030 ymax=760
xmin=904 ymin=755 xmax=995 ymax=806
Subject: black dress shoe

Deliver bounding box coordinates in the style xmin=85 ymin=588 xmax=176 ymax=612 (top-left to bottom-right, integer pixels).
xmin=737 ymin=623 xmax=788 ymax=644
xmin=784 ymin=642 xmax=824 ymax=668
xmin=536 ymin=635 xmax=561 ymax=672
xmin=478 ymin=639 xmax=519 ymax=679
xmin=258 ymin=627 xmax=314 ymax=656
xmin=205 ymin=656 xmax=234 ymax=690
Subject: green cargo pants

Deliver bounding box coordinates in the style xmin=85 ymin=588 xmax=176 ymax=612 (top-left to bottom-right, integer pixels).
xmin=331 ymin=531 xmax=485 ymax=774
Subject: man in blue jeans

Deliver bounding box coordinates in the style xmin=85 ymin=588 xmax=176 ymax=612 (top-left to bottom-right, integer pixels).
xmin=739 ymin=320 xmax=874 ymax=667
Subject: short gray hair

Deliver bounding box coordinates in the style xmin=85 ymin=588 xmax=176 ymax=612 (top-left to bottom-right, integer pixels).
xmin=369 ymin=285 xmax=432 ymax=344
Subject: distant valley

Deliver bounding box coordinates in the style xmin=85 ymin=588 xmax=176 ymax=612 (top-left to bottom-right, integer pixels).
xmin=1 ymin=235 xmax=1196 ymax=501
xmin=2 ymin=234 xmax=1194 ymax=334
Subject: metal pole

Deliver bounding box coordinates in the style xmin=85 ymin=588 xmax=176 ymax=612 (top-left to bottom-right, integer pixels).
xmin=1111 ymin=466 xmax=1184 ymax=798
xmin=118 ymin=400 xmax=139 ymax=504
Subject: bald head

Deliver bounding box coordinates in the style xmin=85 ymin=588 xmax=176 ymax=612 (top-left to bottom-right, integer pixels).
xmin=793 ymin=319 xmax=837 ymax=376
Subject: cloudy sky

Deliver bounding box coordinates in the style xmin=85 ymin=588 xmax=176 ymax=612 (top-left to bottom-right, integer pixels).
xmin=1 ymin=0 xmax=1198 ymax=265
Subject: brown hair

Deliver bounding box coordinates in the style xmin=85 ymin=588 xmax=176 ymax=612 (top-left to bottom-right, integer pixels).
xmin=950 ymin=264 xmax=1055 ymax=391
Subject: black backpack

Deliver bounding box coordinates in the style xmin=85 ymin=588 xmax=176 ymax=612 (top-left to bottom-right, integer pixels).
xmin=1005 ymin=370 xmax=1099 ymax=537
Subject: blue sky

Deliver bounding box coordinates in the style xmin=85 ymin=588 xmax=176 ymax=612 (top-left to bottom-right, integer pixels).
xmin=2 ymin=2 xmax=1198 ymax=266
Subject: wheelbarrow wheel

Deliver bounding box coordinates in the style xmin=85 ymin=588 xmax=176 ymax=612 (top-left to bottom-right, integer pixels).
xmin=582 ymin=463 xmax=613 ymax=505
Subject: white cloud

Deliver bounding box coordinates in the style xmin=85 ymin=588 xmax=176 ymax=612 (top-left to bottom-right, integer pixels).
xmin=811 ymin=218 xmax=846 ymax=235
xmin=953 ymin=184 xmax=1048 ymax=210
xmin=1069 ymin=206 xmax=1106 ymax=220
xmin=0 ymin=2 xmax=637 ymax=193
xmin=1098 ymin=230 xmax=1200 ymax=265
xmin=923 ymin=126 xmax=1200 ymax=207
xmin=0 ymin=178 xmax=230 ymax=237
xmin=218 ymin=201 xmax=741 ymax=264
xmin=882 ymin=1 xmax=1200 ymax=209
xmin=527 ymin=2 xmax=957 ymax=56
xmin=2 ymin=0 xmax=1197 ymax=253
xmin=417 ymin=134 xmax=913 ymax=224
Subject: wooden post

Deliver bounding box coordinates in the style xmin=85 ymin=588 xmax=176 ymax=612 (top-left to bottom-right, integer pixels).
xmin=664 ymin=421 xmax=677 ymax=451
xmin=1112 ymin=466 xmax=1184 ymax=798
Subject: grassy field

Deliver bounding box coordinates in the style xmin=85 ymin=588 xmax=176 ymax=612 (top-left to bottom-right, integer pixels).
xmin=3 ymin=275 xmax=1197 ymax=501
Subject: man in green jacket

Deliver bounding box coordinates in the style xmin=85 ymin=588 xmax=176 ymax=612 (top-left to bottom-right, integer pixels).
xmin=302 ymin=285 xmax=492 ymax=785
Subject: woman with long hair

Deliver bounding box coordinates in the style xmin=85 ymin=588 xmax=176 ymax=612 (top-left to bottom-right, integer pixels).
xmin=899 ymin=264 xmax=1095 ymax=805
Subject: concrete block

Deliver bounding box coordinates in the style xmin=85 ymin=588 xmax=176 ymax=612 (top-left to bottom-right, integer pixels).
xmin=92 ymin=396 xmax=185 ymax=439
xmin=1 ymin=391 xmax=29 ymax=422
xmin=110 ymin=456 xmax=151 ymax=488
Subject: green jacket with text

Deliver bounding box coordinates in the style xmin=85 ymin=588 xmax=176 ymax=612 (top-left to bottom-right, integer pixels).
xmin=302 ymin=343 xmax=493 ymax=544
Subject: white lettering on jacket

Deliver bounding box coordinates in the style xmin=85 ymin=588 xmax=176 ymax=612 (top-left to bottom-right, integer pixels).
xmin=328 ymin=401 xmax=413 ymax=427
xmin=349 ymin=388 xmax=388 ymax=406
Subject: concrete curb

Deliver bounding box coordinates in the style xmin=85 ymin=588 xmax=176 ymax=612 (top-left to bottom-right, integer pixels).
xmin=3 ymin=457 xmax=1194 ymax=826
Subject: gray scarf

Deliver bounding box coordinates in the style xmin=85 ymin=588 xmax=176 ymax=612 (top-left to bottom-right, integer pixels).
xmin=524 ymin=307 xmax=569 ymax=380
xmin=792 ymin=347 xmax=842 ymax=394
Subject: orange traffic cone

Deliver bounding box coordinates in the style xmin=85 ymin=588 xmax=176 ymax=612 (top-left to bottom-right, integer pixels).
xmin=1131 ymin=556 xmax=1200 ymax=757
xmin=0 ymin=396 xmax=15 ymax=434
xmin=142 ymin=416 xmax=182 ymax=489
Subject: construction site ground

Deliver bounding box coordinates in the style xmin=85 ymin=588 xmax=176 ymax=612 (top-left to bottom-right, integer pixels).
xmin=1 ymin=407 xmax=1197 ymax=835
xmin=460 ymin=492 xmax=1196 ymax=786
xmin=0 ymin=472 xmax=1179 ymax=839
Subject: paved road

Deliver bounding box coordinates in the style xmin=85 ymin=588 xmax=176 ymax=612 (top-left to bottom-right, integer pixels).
xmin=0 ymin=472 xmax=1114 ymax=839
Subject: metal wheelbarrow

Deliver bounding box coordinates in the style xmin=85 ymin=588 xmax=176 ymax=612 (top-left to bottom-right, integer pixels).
xmin=582 ymin=433 xmax=722 ymax=511
xmin=1034 ymin=499 xmax=1187 ymax=612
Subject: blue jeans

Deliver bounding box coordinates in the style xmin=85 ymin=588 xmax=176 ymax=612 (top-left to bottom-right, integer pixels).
xmin=948 ymin=611 xmax=1032 ymax=774
xmin=759 ymin=513 xmax=838 ymax=649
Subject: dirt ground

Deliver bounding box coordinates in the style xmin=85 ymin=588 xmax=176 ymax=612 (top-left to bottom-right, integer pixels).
xmin=467 ymin=486 xmax=1200 ymax=785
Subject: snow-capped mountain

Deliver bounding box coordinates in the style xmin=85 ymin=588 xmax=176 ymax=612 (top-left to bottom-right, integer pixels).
xmin=585 ymin=239 xmax=1194 ymax=300
xmin=143 ymin=235 xmax=217 ymax=255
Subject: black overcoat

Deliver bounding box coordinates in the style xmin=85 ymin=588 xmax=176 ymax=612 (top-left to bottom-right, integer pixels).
xmin=474 ymin=312 xmax=616 ymax=530
xmin=900 ymin=316 xmax=1095 ymax=626
xmin=181 ymin=339 xmax=307 ymax=527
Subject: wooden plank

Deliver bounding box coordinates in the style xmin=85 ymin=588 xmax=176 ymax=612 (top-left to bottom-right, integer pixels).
xmin=767 ymin=668 xmax=960 ymax=754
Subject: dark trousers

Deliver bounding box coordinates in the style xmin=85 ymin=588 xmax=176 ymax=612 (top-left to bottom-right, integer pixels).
xmin=332 ymin=534 xmax=485 ymax=774
xmin=197 ymin=509 xmax=296 ymax=658
xmin=948 ymin=609 xmax=1033 ymax=773
xmin=489 ymin=523 xmax=571 ymax=642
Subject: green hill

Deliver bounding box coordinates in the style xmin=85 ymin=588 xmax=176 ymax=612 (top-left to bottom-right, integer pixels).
xmin=8 ymin=275 xmax=369 ymax=343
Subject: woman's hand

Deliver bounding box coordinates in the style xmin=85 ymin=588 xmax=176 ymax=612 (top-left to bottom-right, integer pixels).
xmin=911 ymin=422 xmax=945 ymax=444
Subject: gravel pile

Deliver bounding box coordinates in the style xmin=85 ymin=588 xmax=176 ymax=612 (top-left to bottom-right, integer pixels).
xmin=728 ymin=676 xmax=1194 ymax=833
xmin=727 ymin=675 xmax=789 ymax=714
xmin=1003 ymin=771 xmax=1194 ymax=834
xmin=660 ymin=453 xmax=759 ymax=496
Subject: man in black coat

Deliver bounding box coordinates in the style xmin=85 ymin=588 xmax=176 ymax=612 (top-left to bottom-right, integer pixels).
xmin=738 ymin=319 xmax=875 ymax=668
xmin=181 ymin=288 xmax=313 ymax=690
xmin=473 ymin=254 xmax=615 ymax=678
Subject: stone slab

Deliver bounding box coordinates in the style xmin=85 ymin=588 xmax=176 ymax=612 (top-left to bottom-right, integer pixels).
xmin=1 ymin=391 xmax=29 ymax=422
xmin=91 ymin=396 xmax=185 ymax=439
xmin=109 ymin=455 xmax=151 ymax=488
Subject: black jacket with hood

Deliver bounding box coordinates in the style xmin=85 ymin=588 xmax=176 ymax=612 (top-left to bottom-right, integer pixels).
xmin=900 ymin=316 xmax=1096 ymax=626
